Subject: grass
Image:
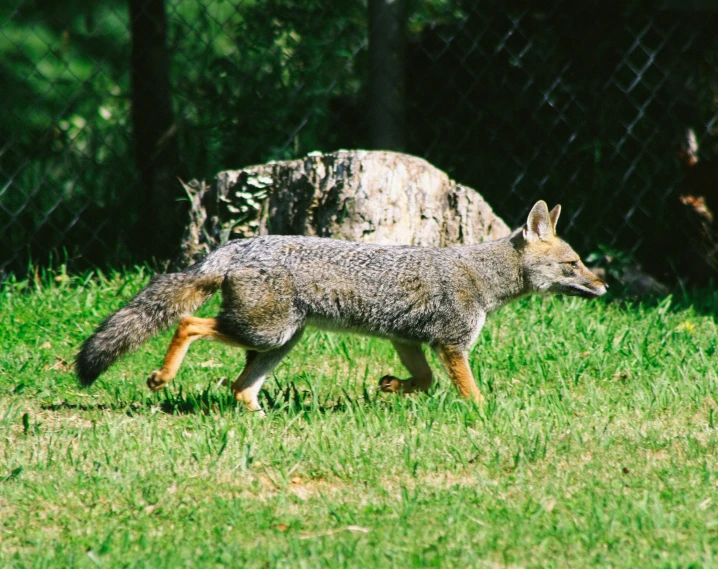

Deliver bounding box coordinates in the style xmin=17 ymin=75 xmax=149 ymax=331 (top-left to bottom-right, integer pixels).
xmin=2 ymin=267 xmax=718 ymax=567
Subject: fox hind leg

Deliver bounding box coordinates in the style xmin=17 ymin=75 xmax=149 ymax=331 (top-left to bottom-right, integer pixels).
xmin=147 ymin=316 xmax=244 ymax=391
xmin=231 ymin=328 xmax=305 ymax=413
xmin=379 ymin=341 xmax=433 ymax=395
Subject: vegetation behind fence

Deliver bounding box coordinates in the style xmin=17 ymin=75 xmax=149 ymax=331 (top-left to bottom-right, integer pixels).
xmin=2 ymin=0 xmax=717 ymax=279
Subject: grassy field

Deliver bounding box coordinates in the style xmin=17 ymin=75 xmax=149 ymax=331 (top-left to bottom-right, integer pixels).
xmin=2 ymin=268 xmax=718 ymax=568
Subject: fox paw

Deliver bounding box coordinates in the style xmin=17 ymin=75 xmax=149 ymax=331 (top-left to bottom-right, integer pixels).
xmin=378 ymin=375 xmax=402 ymax=393
xmin=147 ymin=370 xmax=169 ymax=391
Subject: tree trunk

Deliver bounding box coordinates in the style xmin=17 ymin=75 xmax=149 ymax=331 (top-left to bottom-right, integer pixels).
xmin=129 ymin=0 xmax=184 ymax=259
xmin=369 ymin=0 xmax=406 ymax=151
xmin=177 ymin=150 xmax=510 ymax=267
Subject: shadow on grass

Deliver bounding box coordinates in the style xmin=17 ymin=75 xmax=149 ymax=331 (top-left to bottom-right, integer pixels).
xmin=151 ymin=381 xmax=375 ymax=416
xmin=39 ymin=379 xmax=378 ymax=417
xmin=40 ymin=401 xmax=119 ymax=413
xmin=39 ymin=390 xmax=236 ymax=417
xmin=159 ymin=375 xmax=387 ymax=416
xmin=260 ymin=381 xmax=373 ymax=415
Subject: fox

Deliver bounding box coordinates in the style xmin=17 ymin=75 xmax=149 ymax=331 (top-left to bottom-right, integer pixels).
xmin=76 ymin=200 xmax=607 ymax=412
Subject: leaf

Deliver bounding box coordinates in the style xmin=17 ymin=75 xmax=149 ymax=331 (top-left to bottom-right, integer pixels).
xmin=2 ymin=466 xmax=23 ymax=483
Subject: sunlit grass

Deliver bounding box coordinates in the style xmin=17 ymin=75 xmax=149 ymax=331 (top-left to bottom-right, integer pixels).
xmin=2 ymin=268 xmax=718 ymax=567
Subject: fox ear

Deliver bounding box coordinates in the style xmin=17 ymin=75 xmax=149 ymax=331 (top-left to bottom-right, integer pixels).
xmin=548 ymin=204 xmax=561 ymax=233
xmin=523 ymin=200 xmax=553 ymax=241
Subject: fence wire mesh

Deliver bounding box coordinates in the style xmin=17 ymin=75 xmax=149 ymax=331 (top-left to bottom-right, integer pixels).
xmin=1 ymin=0 xmax=717 ymax=281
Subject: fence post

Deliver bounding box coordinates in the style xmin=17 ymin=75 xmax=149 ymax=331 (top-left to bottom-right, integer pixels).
xmin=129 ymin=0 xmax=184 ymax=259
xmin=369 ymin=0 xmax=407 ymax=151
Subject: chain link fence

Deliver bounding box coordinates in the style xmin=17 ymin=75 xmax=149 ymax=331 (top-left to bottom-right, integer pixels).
xmin=406 ymin=0 xmax=718 ymax=280
xmin=2 ymin=0 xmax=717 ymax=280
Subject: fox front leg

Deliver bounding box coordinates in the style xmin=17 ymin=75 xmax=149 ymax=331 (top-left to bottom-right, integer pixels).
xmin=379 ymin=341 xmax=433 ymax=395
xmin=435 ymin=343 xmax=485 ymax=403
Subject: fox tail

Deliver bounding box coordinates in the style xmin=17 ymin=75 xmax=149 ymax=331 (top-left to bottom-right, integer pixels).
xmin=75 ymin=270 xmax=222 ymax=386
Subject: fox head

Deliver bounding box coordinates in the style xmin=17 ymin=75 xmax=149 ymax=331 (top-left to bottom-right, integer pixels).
xmin=511 ymin=201 xmax=608 ymax=299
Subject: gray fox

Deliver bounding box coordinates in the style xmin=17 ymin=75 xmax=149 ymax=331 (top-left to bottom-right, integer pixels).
xmin=76 ymin=200 xmax=607 ymax=411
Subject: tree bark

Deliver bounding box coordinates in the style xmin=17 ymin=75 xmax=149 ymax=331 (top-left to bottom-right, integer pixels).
xmin=177 ymin=150 xmax=510 ymax=267
xmin=129 ymin=0 xmax=184 ymax=259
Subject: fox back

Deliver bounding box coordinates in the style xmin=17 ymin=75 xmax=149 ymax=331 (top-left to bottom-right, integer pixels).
xmin=211 ymin=200 xmax=604 ymax=338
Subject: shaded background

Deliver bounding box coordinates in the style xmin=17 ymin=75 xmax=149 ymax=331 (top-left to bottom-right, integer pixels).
xmin=1 ymin=0 xmax=717 ymax=278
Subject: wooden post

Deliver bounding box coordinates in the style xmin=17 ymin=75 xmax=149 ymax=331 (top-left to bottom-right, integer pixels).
xmin=129 ymin=0 xmax=184 ymax=259
xmin=369 ymin=0 xmax=407 ymax=151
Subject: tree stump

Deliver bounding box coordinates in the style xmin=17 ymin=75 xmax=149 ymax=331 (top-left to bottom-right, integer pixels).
xmin=177 ymin=150 xmax=510 ymax=266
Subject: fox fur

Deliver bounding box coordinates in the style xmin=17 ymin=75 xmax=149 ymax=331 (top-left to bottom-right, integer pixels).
xmin=76 ymin=200 xmax=607 ymax=411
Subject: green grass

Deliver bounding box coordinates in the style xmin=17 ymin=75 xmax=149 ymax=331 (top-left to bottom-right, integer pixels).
xmin=2 ymin=268 xmax=718 ymax=567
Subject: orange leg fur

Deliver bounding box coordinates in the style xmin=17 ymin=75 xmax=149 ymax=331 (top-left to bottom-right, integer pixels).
xmin=147 ymin=317 xmax=243 ymax=391
xmin=435 ymin=344 xmax=485 ymax=403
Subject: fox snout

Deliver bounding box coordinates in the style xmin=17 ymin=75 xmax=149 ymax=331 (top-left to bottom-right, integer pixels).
xmin=564 ymin=264 xmax=608 ymax=299
xmin=578 ymin=277 xmax=608 ymax=299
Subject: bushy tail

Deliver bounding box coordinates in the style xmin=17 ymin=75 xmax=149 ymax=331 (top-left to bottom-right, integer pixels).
xmin=75 ymin=271 xmax=222 ymax=386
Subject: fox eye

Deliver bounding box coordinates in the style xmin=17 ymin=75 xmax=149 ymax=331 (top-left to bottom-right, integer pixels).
xmin=570 ymin=261 xmax=579 ymax=269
